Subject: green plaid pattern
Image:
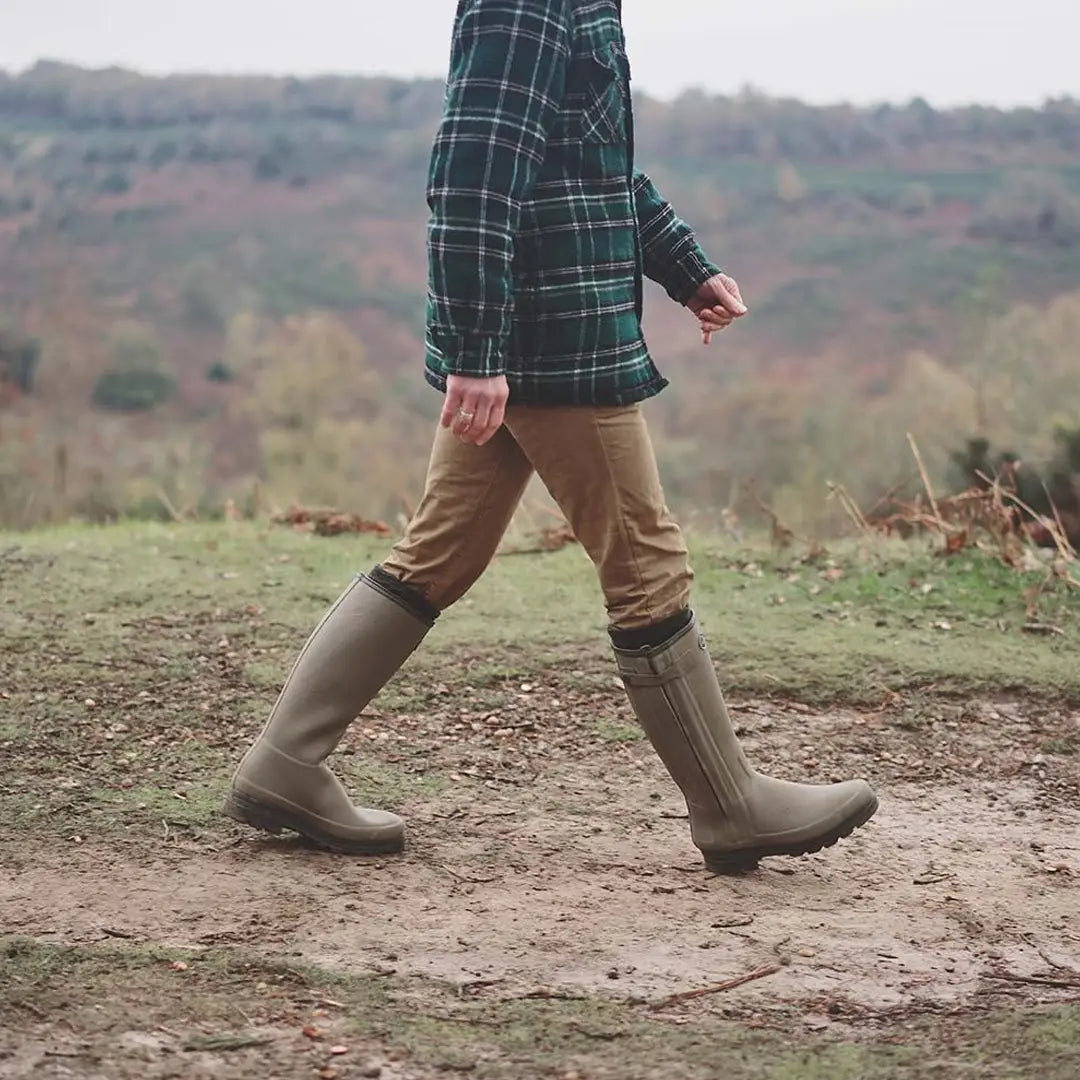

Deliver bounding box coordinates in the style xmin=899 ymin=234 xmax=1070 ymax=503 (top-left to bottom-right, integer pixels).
xmin=424 ymin=0 xmax=720 ymax=405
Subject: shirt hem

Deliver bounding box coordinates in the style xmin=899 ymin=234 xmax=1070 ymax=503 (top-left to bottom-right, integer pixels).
xmin=424 ymin=364 xmax=667 ymax=407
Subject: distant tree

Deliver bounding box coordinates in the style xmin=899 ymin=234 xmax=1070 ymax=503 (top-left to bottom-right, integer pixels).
xmin=205 ymin=360 xmax=235 ymax=383
xmin=92 ymin=322 xmax=176 ymax=412
xmin=92 ymin=368 xmax=176 ymax=412
xmin=969 ymin=172 xmax=1080 ymax=247
xmin=99 ymin=170 xmax=131 ymax=196
xmin=0 ymin=328 xmax=41 ymax=395
xmin=254 ymin=152 xmax=283 ymax=181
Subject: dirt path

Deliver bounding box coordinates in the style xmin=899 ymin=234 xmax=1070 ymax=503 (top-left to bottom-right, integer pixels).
xmin=4 ymin=762 xmax=1077 ymax=1020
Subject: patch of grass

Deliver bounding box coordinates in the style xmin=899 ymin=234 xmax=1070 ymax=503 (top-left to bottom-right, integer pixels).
xmin=2 ymin=937 xmax=1078 ymax=1080
xmin=1041 ymin=735 xmax=1079 ymax=756
xmin=346 ymin=759 xmax=451 ymax=804
xmin=692 ymin=540 xmax=1079 ymax=704
xmin=591 ymin=719 xmax=643 ymax=744
xmin=766 ymin=1044 xmax=918 ymax=1080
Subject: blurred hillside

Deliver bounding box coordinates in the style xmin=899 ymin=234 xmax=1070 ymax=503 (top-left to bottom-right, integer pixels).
xmin=2 ymin=62 xmax=1080 ymax=529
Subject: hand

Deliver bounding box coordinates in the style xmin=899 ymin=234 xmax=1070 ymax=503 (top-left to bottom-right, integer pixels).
xmin=687 ymin=273 xmax=748 ymax=345
xmin=440 ymin=373 xmax=510 ymax=446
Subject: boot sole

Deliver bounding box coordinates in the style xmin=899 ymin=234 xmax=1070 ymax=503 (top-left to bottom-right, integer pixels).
xmin=223 ymin=789 xmax=404 ymax=856
xmin=702 ymin=793 xmax=879 ymax=874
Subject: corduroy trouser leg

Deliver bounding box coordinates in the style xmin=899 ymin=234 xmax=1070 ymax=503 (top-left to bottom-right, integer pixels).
xmin=382 ymin=404 xmax=692 ymax=627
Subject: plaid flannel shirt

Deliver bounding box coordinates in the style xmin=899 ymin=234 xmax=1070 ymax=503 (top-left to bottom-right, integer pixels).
xmin=424 ymin=0 xmax=721 ymax=405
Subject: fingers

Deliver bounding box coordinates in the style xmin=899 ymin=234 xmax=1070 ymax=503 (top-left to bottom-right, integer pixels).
xmin=440 ymin=383 xmax=464 ymax=429
xmin=459 ymin=395 xmax=491 ymax=445
xmin=721 ymin=274 xmax=745 ymax=308
xmin=475 ymin=391 xmax=508 ymax=446
xmin=699 ymin=306 xmax=734 ymax=329
xmin=444 ymin=375 xmax=509 ymax=446
xmin=450 ymin=390 xmax=479 ymax=440
xmin=710 ymin=279 xmax=748 ymax=318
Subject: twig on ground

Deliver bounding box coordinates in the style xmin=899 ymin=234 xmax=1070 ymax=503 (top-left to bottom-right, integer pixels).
xmin=458 ymin=978 xmax=505 ymax=998
xmin=182 ymin=1033 xmax=276 ymax=1053
xmin=1021 ymin=935 xmax=1079 ymax=972
xmin=519 ymin=988 xmax=587 ymax=1002
xmin=649 ymin=964 xmax=782 ymax=1011
xmin=440 ymin=863 xmax=498 ymax=885
xmin=568 ymin=1022 xmax=627 ymax=1041
xmin=422 ymin=1012 xmax=504 ymax=1028
xmin=13 ymin=999 xmax=48 ymax=1020
xmin=987 ymin=970 xmax=1080 ymax=990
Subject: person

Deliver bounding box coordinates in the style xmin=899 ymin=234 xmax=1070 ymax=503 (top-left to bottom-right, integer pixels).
xmin=224 ymin=0 xmax=878 ymax=872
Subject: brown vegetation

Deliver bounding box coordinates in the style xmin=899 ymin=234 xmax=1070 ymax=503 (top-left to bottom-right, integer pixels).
xmin=2 ymin=64 xmax=1080 ymax=529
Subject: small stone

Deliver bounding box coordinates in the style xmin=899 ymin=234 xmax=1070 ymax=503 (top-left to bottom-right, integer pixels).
xmin=361 ymin=1060 xmax=384 ymax=1077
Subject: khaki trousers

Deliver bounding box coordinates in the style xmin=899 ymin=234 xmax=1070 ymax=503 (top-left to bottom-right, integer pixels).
xmin=382 ymin=404 xmax=691 ymax=631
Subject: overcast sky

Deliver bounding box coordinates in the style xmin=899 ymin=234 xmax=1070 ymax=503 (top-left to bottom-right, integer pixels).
xmin=0 ymin=0 xmax=1076 ymax=108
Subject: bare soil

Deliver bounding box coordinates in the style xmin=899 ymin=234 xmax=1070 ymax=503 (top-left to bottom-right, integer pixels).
xmin=4 ymin=703 xmax=1078 ymax=1026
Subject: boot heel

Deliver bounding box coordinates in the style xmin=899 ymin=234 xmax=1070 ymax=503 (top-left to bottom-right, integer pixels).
xmin=223 ymin=789 xmax=287 ymax=835
xmin=703 ymin=851 xmax=761 ymax=874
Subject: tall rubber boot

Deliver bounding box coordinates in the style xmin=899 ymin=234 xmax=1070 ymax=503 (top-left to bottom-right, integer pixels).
xmin=614 ymin=615 xmax=878 ymax=872
xmin=223 ymin=571 xmax=434 ymax=853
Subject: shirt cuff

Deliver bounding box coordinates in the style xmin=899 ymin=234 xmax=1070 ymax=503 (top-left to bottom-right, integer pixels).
xmin=430 ymin=329 xmax=507 ymax=378
xmin=665 ymin=243 xmax=723 ymax=306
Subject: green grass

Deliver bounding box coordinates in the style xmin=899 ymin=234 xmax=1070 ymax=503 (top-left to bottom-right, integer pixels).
xmin=2 ymin=937 xmax=1078 ymax=1080
xmin=3 ymin=520 xmax=1077 ymax=705
xmin=1 ymin=522 xmax=1077 ymax=841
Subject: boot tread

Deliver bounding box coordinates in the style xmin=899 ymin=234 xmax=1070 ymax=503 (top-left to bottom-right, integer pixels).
xmin=224 ymin=789 xmax=405 ymax=856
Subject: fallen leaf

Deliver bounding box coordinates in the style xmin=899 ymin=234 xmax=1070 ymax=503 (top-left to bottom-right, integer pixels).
xmin=329 ymin=1045 xmax=349 ymax=1055
xmin=302 ymin=1025 xmax=325 ymax=1040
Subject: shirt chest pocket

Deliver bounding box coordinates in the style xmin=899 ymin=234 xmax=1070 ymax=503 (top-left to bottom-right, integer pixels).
xmin=560 ymin=37 xmax=630 ymax=144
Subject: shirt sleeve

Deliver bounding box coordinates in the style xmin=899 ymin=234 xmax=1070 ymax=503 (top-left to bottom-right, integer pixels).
xmin=633 ymin=170 xmax=722 ymax=304
xmin=426 ymin=0 xmax=571 ymax=378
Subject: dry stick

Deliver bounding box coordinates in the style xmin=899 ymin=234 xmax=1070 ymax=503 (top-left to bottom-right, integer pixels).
xmin=743 ymin=480 xmax=801 ymax=547
xmin=863 ymin=471 xmax=921 ymax=522
xmin=154 ymin=486 xmax=184 ymax=524
xmin=649 ymin=964 xmax=782 ymax=1012
xmin=440 ymin=863 xmax=498 ymax=885
xmin=906 ymin=432 xmax=945 ymax=528
xmin=826 ymin=482 xmax=872 ymax=535
xmin=1043 ymin=480 xmax=1078 ymax=559
xmin=976 ymin=470 xmax=1080 ymax=568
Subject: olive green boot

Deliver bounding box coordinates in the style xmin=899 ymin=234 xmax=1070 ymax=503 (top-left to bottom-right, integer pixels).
xmin=224 ymin=572 xmax=434 ymax=854
xmin=614 ymin=615 xmax=878 ymax=872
